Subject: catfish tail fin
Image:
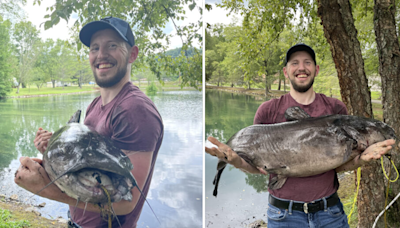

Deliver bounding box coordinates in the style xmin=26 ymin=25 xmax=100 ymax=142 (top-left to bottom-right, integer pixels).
xmin=212 ymin=160 xmax=227 ymax=197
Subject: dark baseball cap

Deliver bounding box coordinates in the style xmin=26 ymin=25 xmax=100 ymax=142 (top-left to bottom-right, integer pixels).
xmin=79 ymin=16 xmax=135 ymax=48
xmin=285 ymin=43 xmax=316 ymax=65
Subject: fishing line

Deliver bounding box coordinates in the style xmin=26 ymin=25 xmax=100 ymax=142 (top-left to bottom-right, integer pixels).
xmin=100 ymin=185 xmax=112 ymax=228
xmin=347 ymin=166 xmax=361 ymax=223
xmin=380 ymin=156 xmax=399 ymax=182
xmin=347 ymin=155 xmax=399 ymax=225
xmin=379 ymin=155 xmax=399 ymax=228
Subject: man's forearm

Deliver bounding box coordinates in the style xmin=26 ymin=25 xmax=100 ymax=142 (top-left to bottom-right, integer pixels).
xmin=234 ymin=158 xmax=263 ymax=174
xmin=335 ymin=155 xmax=365 ymax=173
xmin=42 ymin=187 xmax=135 ymax=215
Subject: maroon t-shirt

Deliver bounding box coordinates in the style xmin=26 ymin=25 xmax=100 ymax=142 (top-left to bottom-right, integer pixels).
xmin=70 ymin=82 xmax=163 ymax=228
xmin=254 ymin=93 xmax=347 ymax=202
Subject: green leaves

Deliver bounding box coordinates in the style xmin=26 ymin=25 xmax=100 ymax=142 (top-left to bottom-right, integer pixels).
xmin=189 ymin=2 xmax=196 ymax=11
xmin=34 ymin=0 xmax=202 ymax=88
xmin=0 ymin=16 xmax=13 ymax=98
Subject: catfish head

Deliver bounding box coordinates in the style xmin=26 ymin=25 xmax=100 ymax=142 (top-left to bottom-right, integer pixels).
xmin=332 ymin=116 xmax=397 ymax=151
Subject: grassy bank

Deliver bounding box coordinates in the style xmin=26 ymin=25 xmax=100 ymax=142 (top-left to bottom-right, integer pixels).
xmin=0 ymin=196 xmax=65 ymax=228
xmin=206 ymin=85 xmax=384 ymax=121
xmin=9 ymin=85 xmax=98 ymax=97
xmin=213 ymin=83 xmax=382 ymax=101
xmin=7 ymin=81 xmax=197 ymax=98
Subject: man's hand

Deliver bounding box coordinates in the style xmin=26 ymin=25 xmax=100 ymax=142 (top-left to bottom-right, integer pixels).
xmin=33 ymin=127 xmax=53 ymax=153
xmin=205 ymin=136 xmax=242 ymax=168
xmin=205 ymin=136 xmax=267 ymax=174
xmin=14 ymin=157 xmax=61 ymax=197
xmin=336 ymin=139 xmax=396 ymax=172
xmin=359 ymin=139 xmax=395 ymax=163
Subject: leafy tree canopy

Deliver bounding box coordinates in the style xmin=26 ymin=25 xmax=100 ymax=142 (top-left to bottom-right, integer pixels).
xmin=33 ymin=0 xmax=203 ymax=88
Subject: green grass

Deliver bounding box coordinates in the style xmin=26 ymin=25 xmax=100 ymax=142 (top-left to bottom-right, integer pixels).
xmin=8 ymin=81 xmax=197 ymax=97
xmin=10 ymin=85 xmax=96 ymax=96
xmin=371 ymin=91 xmax=381 ymax=100
xmin=0 ymin=208 xmax=30 ymax=228
xmin=372 ymin=102 xmax=383 ymax=120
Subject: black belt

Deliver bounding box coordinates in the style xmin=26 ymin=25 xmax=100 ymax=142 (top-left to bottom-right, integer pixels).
xmin=269 ymin=192 xmax=339 ymax=214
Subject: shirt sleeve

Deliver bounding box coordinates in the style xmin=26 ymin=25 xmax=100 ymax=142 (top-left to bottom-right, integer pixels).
xmin=110 ymin=99 xmax=163 ymax=152
xmin=335 ymin=100 xmax=348 ymax=115
xmin=254 ymin=100 xmax=274 ymax=124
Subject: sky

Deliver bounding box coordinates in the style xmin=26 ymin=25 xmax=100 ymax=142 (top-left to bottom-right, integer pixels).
xmin=20 ymin=0 xmax=202 ymax=49
xmin=205 ymin=0 xmax=243 ymax=27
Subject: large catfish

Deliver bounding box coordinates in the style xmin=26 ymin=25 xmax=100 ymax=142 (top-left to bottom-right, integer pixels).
xmin=42 ymin=110 xmax=138 ymax=204
xmin=212 ymin=106 xmax=397 ymax=196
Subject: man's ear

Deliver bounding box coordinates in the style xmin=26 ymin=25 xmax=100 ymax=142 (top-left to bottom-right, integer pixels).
xmin=129 ymin=46 xmax=139 ymax=63
xmin=315 ymin=65 xmax=320 ymax=77
xmin=283 ymin=66 xmax=289 ymax=79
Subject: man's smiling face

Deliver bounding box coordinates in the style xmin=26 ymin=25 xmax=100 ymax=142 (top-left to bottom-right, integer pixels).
xmin=89 ymin=29 xmax=130 ymax=88
xmin=284 ymin=51 xmax=319 ymax=93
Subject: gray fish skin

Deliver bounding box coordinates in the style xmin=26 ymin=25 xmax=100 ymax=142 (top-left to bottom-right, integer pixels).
xmin=43 ymin=113 xmax=137 ymax=204
xmin=213 ymin=106 xmax=397 ymax=196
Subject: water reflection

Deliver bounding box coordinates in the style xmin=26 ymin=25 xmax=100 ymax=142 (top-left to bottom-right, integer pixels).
xmin=0 ymin=90 xmax=202 ymax=228
xmin=205 ymin=90 xmax=270 ymax=227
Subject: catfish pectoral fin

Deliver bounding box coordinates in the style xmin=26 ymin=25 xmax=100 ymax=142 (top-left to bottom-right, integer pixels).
xmin=269 ymin=175 xmax=287 ymax=190
xmin=213 ymin=161 xmax=227 ymax=197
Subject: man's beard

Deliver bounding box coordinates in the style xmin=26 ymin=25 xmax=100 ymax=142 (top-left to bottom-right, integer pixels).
xmin=288 ymin=72 xmax=315 ymax=93
xmin=93 ymin=57 xmax=129 ymax=88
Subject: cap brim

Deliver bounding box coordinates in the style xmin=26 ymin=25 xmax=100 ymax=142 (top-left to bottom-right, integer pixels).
xmin=285 ymin=44 xmax=316 ymax=65
xmin=79 ymin=21 xmax=129 ymax=47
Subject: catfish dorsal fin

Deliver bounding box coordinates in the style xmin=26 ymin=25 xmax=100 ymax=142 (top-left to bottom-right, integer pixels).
xmin=68 ymin=110 xmax=81 ymax=124
xmin=284 ymin=106 xmax=311 ymax=121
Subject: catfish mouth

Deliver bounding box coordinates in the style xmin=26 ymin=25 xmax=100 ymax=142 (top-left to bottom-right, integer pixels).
xmin=60 ymin=168 xmax=133 ymax=204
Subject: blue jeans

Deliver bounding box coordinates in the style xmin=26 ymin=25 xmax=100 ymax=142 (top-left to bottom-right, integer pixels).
xmin=267 ymin=199 xmax=349 ymax=228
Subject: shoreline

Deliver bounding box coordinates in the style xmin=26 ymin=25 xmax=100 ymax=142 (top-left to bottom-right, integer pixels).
xmin=6 ymin=90 xmax=100 ymax=99
xmin=206 ymin=85 xmax=382 ymax=104
xmin=205 ymin=85 xmax=288 ymax=98
xmin=0 ymin=194 xmax=66 ymax=228
xmin=5 ymin=87 xmax=198 ymax=99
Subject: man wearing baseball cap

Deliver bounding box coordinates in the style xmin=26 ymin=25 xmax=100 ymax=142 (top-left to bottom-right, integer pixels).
xmin=15 ymin=16 xmax=164 ymax=228
xmin=205 ymin=43 xmax=394 ymax=227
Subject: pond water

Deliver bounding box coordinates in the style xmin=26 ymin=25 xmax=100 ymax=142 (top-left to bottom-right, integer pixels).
xmin=0 ymin=90 xmax=203 ymax=228
xmin=205 ymin=90 xmax=271 ymax=228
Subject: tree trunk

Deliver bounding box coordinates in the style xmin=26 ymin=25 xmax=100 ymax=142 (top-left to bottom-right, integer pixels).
xmin=16 ymin=83 xmax=20 ymax=94
xmin=52 ymin=79 xmax=55 ymax=88
xmin=374 ymin=0 xmax=400 ymax=226
xmin=79 ymin=71 xmax=82 ymax=88
xmin=278 ymin=77 xmax=281 ymax=91
xmin=317 ymin=1 xmax=385 ymax=227
xmin=284 ymin=77 xmax=286 ymax=92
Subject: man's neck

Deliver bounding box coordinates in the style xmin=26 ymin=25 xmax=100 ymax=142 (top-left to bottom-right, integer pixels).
xmin=289 ymin=88 xmax=316 ymax=105
xmin=99 ymin=76 xmax=129 ymax=106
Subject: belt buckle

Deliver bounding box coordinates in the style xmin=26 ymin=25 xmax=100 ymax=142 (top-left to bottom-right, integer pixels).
xmin=303 ymin=203 xmax=308 ymax=214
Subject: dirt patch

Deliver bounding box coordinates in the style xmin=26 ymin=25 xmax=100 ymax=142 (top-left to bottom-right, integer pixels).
xmin=0 ymin=195 xmax=67 ymax=228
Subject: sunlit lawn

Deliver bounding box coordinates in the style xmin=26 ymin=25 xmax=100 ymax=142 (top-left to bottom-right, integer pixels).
xmin=8 ymin=81 xmax=196 ymax=97
xmin=10 ymin=84 xmax=97 ymax=96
